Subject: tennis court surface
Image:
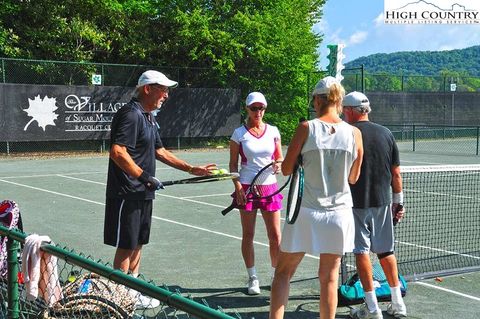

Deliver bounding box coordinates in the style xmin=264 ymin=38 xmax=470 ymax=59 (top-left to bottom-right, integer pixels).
xmin=1 ymin=148 xmax=479 ymax=318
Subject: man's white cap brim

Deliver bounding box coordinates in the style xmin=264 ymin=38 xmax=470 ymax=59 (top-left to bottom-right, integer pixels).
xmin=137 ymin=70 xmax=178 ymax=88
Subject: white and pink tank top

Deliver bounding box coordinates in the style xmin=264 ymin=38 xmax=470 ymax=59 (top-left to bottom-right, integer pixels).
xmin=231 ymin=124 xmax=280 ymax=185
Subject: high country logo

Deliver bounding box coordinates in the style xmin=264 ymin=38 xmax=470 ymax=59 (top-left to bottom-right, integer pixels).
xmin=384 ymin=0 xmax=480 ymax=24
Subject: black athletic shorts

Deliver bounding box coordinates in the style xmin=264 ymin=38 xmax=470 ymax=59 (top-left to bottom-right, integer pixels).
xmin=104 ymin=198 xmax=153 ymax=250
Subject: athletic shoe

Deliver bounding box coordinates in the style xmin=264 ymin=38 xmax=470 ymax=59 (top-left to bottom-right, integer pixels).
xmin=129 ymin=289 xmax=161 ymax=309
xmin=247 ymin=276 xmax=260 ymax=295
xmin=386 ymin=302 xmax=407 ymax=318
xmin=350 ymin=304 xmax=383 ymax=319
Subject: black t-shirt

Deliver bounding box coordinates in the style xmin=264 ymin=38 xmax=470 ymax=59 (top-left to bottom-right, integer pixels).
xmin=106 ymin=99 xmax=163 ymax=200
xmin=350 ymin=121 xmax=400 ymax=208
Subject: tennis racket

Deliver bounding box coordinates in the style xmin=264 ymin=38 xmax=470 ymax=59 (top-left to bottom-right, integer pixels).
xmin=285 ymin=156 xmax=304 ymax=224
xmin=221 ymin=161 xmax=290 ymax=215
xmin=161 ymin=173 xmax=239 ymax=186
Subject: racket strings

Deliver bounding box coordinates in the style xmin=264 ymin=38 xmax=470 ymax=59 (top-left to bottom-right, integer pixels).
xmin=251 ymin=167 xmax=277 ymax=197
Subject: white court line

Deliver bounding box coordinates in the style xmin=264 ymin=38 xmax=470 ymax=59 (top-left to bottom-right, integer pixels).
xmin=0 ymin=166 xmax=175 ymax=180
xmin=397 ymin=240 xmax=480 ymax=260
xmin=0 ymin=176 xmax=320 ymax=260
xmin=0 ymin=179 xmax=105 ymax=205
xmin=0 ymin=172 xmax=105 ymax=179
xmin=57 ymin=174 xmax=106 ymax=185
xmin=182 ymin=193 xmax=232 ymax=198
xmin=6 ymin=176 xmax=480 ymax=302
xmin=415 ymin=281 xmax=480 ymax=301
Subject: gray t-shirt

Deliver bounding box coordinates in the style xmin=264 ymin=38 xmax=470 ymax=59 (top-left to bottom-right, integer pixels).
xmin=350 ymin=121 xmax=400 ymax=208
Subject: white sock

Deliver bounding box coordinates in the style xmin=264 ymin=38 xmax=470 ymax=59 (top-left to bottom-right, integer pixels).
xmin=271 ymin=267 xmax=276 ymax=277
xmin=247 ymin=266 xmax=257 ymax=278
xmin=390 ymin=285 xmax=403 ymax=304
xmin=364 ymin=291 xmax=380 ymax=312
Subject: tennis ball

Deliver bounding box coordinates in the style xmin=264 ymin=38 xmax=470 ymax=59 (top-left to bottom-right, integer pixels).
xmin=219 ymin=168 xmax=228 ymax=174
xmin=211 ymin=169 xmax=220 ymax=175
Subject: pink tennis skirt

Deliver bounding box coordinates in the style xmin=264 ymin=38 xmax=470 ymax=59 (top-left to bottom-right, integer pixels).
xmin=230 ymin=183 xmax=283 ymax=212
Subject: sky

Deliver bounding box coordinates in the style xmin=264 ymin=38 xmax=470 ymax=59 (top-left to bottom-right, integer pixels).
xmin=316 ymin=0 xmax=480 ymax=69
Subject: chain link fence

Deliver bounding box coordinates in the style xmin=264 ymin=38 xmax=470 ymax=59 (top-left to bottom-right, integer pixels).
xmin=0 ymin=226 xmax=241 ymax=319
xmin=387 ymin=124 xmax=480 ymax=156
xmin=1 ymin=57 xmax=479 ymax=156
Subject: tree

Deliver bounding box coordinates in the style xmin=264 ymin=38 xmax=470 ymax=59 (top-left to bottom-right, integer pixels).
xmin=0 ymin=0 xmax=325 ymax=141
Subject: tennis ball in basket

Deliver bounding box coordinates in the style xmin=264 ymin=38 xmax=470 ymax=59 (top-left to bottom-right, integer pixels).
xmin=219 ymin=168 xmax=228 ymax=174
xmin=211 ymin=169 xmax=220 ymax=175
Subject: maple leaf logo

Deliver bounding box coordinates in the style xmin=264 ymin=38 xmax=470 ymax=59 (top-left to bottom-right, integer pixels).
xmin=23 ymin=95 xmax=59 ymax=131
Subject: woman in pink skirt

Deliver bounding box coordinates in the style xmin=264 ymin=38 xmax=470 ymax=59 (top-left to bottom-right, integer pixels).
xmin=229 ymin=91 xmax=284 ymax=295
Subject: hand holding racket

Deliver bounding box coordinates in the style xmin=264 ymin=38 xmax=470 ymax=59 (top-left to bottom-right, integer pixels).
xmin=392 ymin=203 xmax=404 ymax=226
xmin=221 ymin=161 xmax=290 ymax=216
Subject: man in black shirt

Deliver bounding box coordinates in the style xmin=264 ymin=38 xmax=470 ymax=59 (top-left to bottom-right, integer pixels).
xmin=104 ymin=70 xmax=216 ymax=298
xmin=343 ymin=92 xmax=406 ymax=319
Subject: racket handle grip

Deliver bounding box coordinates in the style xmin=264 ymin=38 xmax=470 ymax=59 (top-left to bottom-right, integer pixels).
xmin=221 ymin=204 xmax=236 ymax=216
xmin=392 ymin=204 xmax=403 ymax=226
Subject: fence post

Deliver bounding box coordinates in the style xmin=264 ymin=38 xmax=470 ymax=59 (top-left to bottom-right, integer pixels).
xmin=361 ymin=64 xmax=365 ymax=92
xmin=6 ymin=237 xmax=20 ymax=319
xmin=476 ymin=126 xmax=479 ymax=156
xmin=1 ymin=58 xmax=5 ymax=83
xmin=412 ymin=124 xmax=416 ymax=152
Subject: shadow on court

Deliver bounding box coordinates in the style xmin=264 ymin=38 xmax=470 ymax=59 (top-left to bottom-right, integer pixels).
xmin=166 ymin=275 xmax=357 ymax=319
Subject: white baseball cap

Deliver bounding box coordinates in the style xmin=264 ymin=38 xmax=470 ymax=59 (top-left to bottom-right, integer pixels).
xmin=246 ymin=92 xmax=267 ymax=107
xmin=311 ymin=76 xmax=339 ymax=96
xmin=137 ymin=70 xmax=178 ymax=88
xmin=343 ymin=91 xmax=370 ymax=107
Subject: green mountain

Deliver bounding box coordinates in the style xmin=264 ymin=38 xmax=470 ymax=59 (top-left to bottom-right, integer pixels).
xmin=345 ymin=45 xmax=480 ymax=76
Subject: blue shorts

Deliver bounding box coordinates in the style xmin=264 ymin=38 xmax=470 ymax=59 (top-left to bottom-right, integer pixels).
xmin=352 ymin=205 xmax=395 ymax=254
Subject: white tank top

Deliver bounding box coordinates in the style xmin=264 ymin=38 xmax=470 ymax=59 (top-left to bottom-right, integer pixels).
xmin=300 ymin=119 xmax=357 ymax=210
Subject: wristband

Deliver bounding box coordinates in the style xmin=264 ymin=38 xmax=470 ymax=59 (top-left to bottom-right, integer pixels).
xmin=188 ymin=166 xmax=194 ymax=174
xmin=392 ymin=192 xmax=403 ymax=204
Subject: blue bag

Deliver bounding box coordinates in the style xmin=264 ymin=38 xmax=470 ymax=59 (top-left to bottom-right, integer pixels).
xmin=338 ymin=263 xmax=407 ymax=306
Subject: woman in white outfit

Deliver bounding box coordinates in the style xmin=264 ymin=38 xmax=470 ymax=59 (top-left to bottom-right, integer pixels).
xmin=229 ymin=92 xmax=284 ymax=295
xmin=269 ymin=77 xmax=363 ymax=319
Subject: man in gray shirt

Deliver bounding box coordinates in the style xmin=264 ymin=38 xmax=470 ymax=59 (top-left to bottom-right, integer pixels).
xmin=343 ymin=91 xmax=406 ymax=319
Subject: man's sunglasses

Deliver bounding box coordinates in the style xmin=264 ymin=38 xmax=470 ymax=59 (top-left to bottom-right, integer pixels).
xmin=248 ymin=106 xmax=266 ymax=112
xmin=149 ymin=84 xmax=169 ymax=93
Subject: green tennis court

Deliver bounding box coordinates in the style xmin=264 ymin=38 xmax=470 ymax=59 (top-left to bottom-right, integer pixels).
xmin=1 ymin=148 xmax=479 ymax=318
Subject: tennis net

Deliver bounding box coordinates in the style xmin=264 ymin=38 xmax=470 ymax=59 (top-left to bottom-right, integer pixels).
xmin=342 ymin=164 xmax=480 ymax=281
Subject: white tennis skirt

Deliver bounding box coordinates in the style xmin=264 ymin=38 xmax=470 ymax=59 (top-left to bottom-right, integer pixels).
xmin=280 ymin=206 xmax=355 ymax=255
